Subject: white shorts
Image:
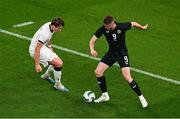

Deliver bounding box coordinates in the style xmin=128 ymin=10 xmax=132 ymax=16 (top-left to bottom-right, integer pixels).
xmin=29 ymin=45 xmax=58 ymax=67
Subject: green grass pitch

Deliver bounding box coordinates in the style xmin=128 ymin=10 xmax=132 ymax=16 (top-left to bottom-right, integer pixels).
xmin=0 ymin=0 xmax=180 ymax=118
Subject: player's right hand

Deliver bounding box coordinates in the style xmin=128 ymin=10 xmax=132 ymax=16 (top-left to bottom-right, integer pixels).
xmin=90 ymin=50 xmax=98 ymax=57
xmin=35 ymin=64 xmax=42 ymax=72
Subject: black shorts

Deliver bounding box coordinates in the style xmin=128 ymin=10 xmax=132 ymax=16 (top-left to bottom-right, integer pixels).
xmin=100 ymin=51 xmax=130 ymax=68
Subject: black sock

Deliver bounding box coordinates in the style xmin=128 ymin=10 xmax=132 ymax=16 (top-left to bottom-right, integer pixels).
xmin=54 ymin=67 xmax=62 ymax=71
xmin=129 ymin=80 xmax=142 ymax=96
xmin=97 ymin=76 xmax=107 ymax=93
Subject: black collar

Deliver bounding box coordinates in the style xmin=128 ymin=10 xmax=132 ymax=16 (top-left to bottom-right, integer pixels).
xmin=49 ymin=25 xmax=53 ymax=33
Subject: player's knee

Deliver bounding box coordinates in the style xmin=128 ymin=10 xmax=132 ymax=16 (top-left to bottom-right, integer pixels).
xmin=57 ymin=60 xmax=63 ymax=67
xmin=54 ymin=60 xmax=63 ymax=67
xmin=123 ymin=73 xmax=129 ymax=79
xmin=123 ymin=74 xmax=132 ymax=82
xmin=50 ymin=57 xmax=63 ymax=68
xmin=95 ymin=69 xmax=103 ymax=77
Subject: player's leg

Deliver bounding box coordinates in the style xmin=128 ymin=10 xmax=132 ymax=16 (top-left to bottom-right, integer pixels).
xmin=94 ymin=62 xmax=110 ymax=103
xmin=39 ymin=46 xmax=69 ymax=92
xmin=38 ymin=46 xmax=55 ymax=83
xmin=41 ymin=65 xmax=55 ymax=83
xmin=49 ymin=57 xmax=63 ymax=86
xmin=49 ymin=57 xmax=69 ymax=92
xmin=121 ymin=67 xmax=142 ymax=95
xmin=94 ymin=52 xmax=116 ymax=103
xmin=119 ymin=54 xmax=148 ymax=108
xmin=43 ymin=65 xmax=54 ymax=77
xmin=95 ymin=62 xmax=109 ymax=93
xmin=121 ymin=67 xmax=148 ymax=108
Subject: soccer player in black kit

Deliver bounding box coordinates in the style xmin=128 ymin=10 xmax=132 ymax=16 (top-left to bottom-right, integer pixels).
xmin=89 ymin=16 xmax=148 ymax=108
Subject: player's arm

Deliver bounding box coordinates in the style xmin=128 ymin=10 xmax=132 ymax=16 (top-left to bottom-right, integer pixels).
xmin=131 ymin=22 xmax=148 ymax=30
xmin=47 ymin=40 xmax=54 ymax=52
xmin=89 ymin=35 xmax=98 ymax=57
xmin=34 ymin=41 xmax=43 ymax=72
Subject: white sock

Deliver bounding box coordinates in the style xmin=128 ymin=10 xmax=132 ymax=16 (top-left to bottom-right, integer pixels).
xmin=139 ymin=95 xmax=144 ymax=99
xmin=44 ymin=65 xmax=54 ymax=77
xmin=53 ymin=69 xmax=62 ymax=85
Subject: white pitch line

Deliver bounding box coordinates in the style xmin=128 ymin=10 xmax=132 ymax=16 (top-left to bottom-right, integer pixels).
xmin=0 ymin=28 xmax=180 ymax=85
xmin=12 ymin=21 xmax=34 ymax=28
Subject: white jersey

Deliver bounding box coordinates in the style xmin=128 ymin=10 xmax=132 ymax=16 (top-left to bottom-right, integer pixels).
xmin=29 ymin=22 xmax=54 ymax=52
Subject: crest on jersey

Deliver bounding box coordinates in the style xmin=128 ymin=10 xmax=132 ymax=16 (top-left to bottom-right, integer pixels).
xmin=117 ymin=29 xmax=121 ymax=34
xmin=106 ymin=30 xmax=110 ymax=34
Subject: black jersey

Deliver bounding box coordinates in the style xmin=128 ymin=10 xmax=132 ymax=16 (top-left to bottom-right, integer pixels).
xmin=95 ymin=22 xmax=131 ymax=55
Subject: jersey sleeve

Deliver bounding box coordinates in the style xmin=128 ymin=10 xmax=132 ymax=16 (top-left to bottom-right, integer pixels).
xmin=120 ymin=22 xmax=132 ymax=31
xmin=94 ymin=26 xmax=104 ymax=38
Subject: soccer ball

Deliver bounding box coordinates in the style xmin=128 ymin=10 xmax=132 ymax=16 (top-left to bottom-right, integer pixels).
xmin=83 ymin=90 xmax=96 ymax=103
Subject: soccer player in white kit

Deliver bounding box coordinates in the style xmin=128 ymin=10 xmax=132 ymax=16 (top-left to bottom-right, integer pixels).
xmin=29 ymin=17 xmax=69 ymax=92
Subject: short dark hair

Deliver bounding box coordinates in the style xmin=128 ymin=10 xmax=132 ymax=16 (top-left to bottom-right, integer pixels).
xmin=104 ymin=16 xmax=114 ymax=25
xmin=51 ymin=17 xmax=64 ymax=27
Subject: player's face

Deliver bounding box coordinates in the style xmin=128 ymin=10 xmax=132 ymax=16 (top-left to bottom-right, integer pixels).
xmin=104 ymin=21 xmax=115 ymax=30
xmin=53 ymin=25 xmax=63 ymax=32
